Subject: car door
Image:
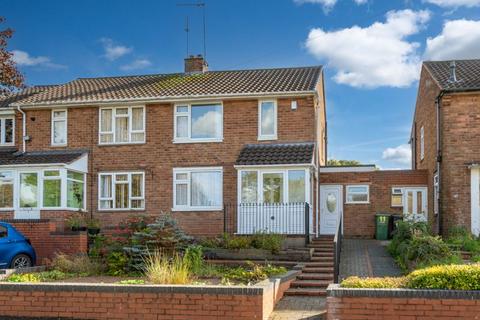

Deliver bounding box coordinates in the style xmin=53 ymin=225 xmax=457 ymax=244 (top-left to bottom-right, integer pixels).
xmin=0 ymin=225 xmax=9 ymax=268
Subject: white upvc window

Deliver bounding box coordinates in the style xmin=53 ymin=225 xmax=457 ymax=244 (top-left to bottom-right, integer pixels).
xmin=99 ymin=106 xmax=145 ymax=144
xmin=391 ymin=187 xmax=404 ymax=207
xmin=238 ymin=168 xmax=309 ymax=204
xmin=258 ymin=100 xmax=277 ymax=140
xmin=173 ymin=167 xmax=223 ymax=211
xmin=98 ymin=172 xmax=145 ymax=210
xmin=420 ymin=126 xmax=424 ymax=160
xmin=51 ymin=110 xmax=67 ymax=146
xmin=0 ymin=117 xmax=14 ymax=146
xmin=174 ymin=103 xmax=223 ymax=143
xmin=42 ymin=170 xmax=62 ymax=208
xmin=0 ymin=171 xmax=14 ymax=209
xmin=346 ymin=185 xmax=369 ymax=204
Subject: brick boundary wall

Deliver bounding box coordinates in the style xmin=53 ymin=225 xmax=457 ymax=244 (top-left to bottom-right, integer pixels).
xmin=1 ymin=219 xmax=88 ymax=265
xmin=326 ymin=284 xmax=480 ymax=320
xmin=0 ymin=270 xmax=299 ymax=320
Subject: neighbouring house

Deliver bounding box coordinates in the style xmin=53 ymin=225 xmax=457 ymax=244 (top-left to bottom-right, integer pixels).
xmin=411 ymin=59 xmax=480 ymax=236
xmin=0 ymin=55 xmax=327 ymax=238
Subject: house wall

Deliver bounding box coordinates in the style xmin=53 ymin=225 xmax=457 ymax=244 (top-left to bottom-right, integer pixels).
xmin=320 ymin=170 xmax=428 ymax=238
xmin=8 ymin=96 xmax=320 ymax=237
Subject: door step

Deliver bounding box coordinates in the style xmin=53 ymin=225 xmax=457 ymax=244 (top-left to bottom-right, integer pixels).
xmin=305 ymin=262 xmax=334 ymax=267
xmin=311 ymin=257 xmax=334 ymax=262
xmin=303 ymin=267 xmax=333 ymax=273
xmin=297 ymin=273 xmax=334 ymax=281
xmin=284 ymin=288 xmax=327 ymax=296
xmin=291 ymin=280 xmax=331 ymax=288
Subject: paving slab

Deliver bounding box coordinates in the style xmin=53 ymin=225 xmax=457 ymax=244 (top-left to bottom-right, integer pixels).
xmin=269 ymin=296 xmax=326 ymax=320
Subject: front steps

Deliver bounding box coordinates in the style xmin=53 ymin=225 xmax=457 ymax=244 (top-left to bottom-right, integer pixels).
xmin=285 ymin=236 xmax=335 ymax=297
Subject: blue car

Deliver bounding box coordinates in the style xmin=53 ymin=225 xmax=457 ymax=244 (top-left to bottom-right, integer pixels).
xmin=0 ymin=222 xmax=36 ymax=269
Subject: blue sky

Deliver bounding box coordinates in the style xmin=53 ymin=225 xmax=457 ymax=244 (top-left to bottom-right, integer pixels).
xmin=3 ymin=0 xmax=480 ymax=169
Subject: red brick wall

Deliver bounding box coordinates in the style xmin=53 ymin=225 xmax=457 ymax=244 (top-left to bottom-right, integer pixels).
xmin=327 ymin=295 xmax=480 ymax=319
xmin=320 ymin=170 xmax=428 ymax=237
xmin=15 ymin=96 xmax=321 ymax=237
xmin=3 ymin=220 xmax=87 ymax=264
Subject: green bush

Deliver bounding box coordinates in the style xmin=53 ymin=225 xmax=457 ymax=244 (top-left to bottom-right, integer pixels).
xmin=7 ymin=270 xmax=74 ymax=283
xmin=251 ymin=232 xmax=284 ymax=254
xmin=446 ymin=226 xmax=480 ymax=254
xmin=52 ymin=254 xmax=103 ymax=275
xmin=202 ymin=232 xmax=284 ymax=254
xmin=106 ymin=251 xmax=129 ymax=276
xmin=183 ymin=245 xmax=204 ymax=274
xmin=221 ymin=262 xmax=287 ymax=285
xmin=407 ymin=264 xmax=480 ymax=290
xmin=341 ymin=276 xmax=407 ymax=288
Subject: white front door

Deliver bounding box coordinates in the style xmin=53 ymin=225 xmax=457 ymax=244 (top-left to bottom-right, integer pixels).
xmin=403 ymin=187 xmax=428 ymax=222
xmin=320 ymin=185 xmax=342 ymax=235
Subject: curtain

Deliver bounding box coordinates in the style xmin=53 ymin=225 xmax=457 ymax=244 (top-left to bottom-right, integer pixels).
xmin=191 ymin=171 xmax=221 ymax=207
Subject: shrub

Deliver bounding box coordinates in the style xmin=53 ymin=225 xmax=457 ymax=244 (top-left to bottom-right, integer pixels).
xmin=7 ymin=270 xmax=74 ymax=283
xmin=224 ymin=235 xmax=252 ymax=250
xmin=251 ymin=232 xmax=284 ymax=254
xmin=221 ymin=262 xmax=286 ymax=285
xmin=52 ymin=254 xmax=103 ymax=275
xmin=407 ymin=264 xmax=480 ymax=290
xmin=106 ymin=251 xmax=129 ymax=276
xmin=341 ymin=276 xmax=407 ymax=289
xmin=143 ymin=251 xmax=191 ymax=285
xmin=405 ymin=235 xmax=456 ymax=268
xmin=183 ymin=245 xmax=204 ymax=274
xmin=446 ymin=226 xmax=480 ymax=254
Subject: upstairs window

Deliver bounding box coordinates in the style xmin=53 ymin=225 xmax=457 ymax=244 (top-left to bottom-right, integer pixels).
xmin=99 ymin=106 xmax=145 ymax=144
xmin=346 ymin=185 xmax=369 ymax=204
xmin=174 ymin=103 xmax=223 ymax=142
xmin=0 ymin=117 xmax=14 ymax=146
xmin=51 ymin=110 xmax=67 ymax=146
xmin=258 ymin=100 xmax=277 ymax=140
xmin=420 ymin=126 xmax=424 ymax=160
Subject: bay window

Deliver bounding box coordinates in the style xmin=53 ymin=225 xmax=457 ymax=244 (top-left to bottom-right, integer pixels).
xmin=0 ymin=117 xmax=14 ymax=146
xmin=98 ymin=172 xmax=144 ymax=210
xmin=19 ymin=172 xmax=38 ymax=208
xmin=174 ymin=103 xmax=223 ymax=142
xmin=99 ymin=106 xmax=145 ymax=144
xmin=67 ymin=171 xmax=85 ymax=209
xmin=258 ymin=100 xmax=277 ymax=140
xmin=0 ymin=171 xmax=13 ymax=208
xmin=43 ymin=170 xmax=61 ymax=207
xmin=239 ymin=169 xmax=308 ymax=204
xmin=173 ymin=167 xmax=222 ymax=210
xmin=51 ymin=110 xmax=67 ymax=146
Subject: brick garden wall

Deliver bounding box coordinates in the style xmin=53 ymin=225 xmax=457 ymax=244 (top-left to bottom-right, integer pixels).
xmin=0 ymin=270 xmax=299 ymax=320
xmin=320 ymin=170 xmax=428 ymax=238
xmin=2 ymin=219 xmax=87 ymax=264
xmin=327 ymin=284 xmax=480 ymax=320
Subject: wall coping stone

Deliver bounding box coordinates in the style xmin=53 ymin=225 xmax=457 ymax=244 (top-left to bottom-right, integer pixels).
xmin=327 ymin=284 xmax=480 ymax=300
xmin=0 ymin=219 xmax=51 ymax=224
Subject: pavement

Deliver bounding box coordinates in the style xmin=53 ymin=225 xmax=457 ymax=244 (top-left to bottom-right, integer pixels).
xmin=269 ymin=296 xmax=326 ymax=320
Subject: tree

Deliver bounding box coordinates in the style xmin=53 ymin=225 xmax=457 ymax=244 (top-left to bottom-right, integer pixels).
xmin=0 ymin=17 xmax=24 ymax=97
xmin=327 ymin=159 xmax=362 ymax=166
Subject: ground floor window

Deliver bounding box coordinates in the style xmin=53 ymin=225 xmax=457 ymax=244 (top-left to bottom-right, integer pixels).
xmin=173 ymin=167 xmax=223 ymax=210
xmin=0 ymin=168 xmax=86 ymax=210
xmin=98 ymin=172 xmax=145 ymax=210
xmin=239 ymin=168 xmax=308 ymax=204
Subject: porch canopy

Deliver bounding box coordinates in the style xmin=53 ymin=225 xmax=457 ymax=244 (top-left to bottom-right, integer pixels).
xmin=233 ymin=142 xmax=315 ymax=235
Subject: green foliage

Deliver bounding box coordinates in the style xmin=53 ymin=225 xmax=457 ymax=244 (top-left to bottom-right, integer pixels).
xmin=143 ymin=251 xmax=191 ymax=285
xmin=106 ymin=251 xmax=129 ymax=276
xmin=183 ymin=245 xmax=204 ymax=274
xmin=341 ymin=276 xmax=408 ymax=289
xmin=7 ymin=270 xmax=75 ymax=283
xmin=52 ymin=254 xmax=103 ymax=275
xmin=327 ymin=159 xmax=362 ymax=166
xmin=251 ymin=232 xmax=284 ymax=254
xmin=407 ymin=264 xmax=480 ymax=290
xmin=65 ymin=212 xmax=86 ymax=229
xmin=223 ymin=234 xmax=252 ymax=250
xmin=221 ymin=262 xmax=287 ymax=285
xmin=202 ymin=232 xmax=284 ymax=254
xmin=117 ymin=279 xmax=145 ymax=285
xmin=446 ymin=226 xmax=480 ymax=254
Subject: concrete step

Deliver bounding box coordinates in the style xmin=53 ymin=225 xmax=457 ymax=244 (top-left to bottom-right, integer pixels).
xmin=303 ymin=267 xmax=333 ymax=273
xmin=291 ymin=280 xmax=331 ymax=288
xmin=297 ymin=273 xmax=334 ymax=281
xmin=313 ymin=252 xmax=334 ymax=256
xmin=305 ymin=262 xmax=334 ymax=267
xmin=284 ymin=288 xmax=327 ymax=296
xmin=311 ymin=257 xmax=334 ymax=262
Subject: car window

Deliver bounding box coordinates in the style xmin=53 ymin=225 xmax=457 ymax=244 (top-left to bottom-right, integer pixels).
xmin=0 ymin=226 xmax=7 ymax=238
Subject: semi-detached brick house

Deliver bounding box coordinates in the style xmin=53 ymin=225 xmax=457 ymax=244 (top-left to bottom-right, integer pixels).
xmin=411 ymin=59 xmax=480 ymax=236
xmin=0 ymin=56 xmax=328 ymax=237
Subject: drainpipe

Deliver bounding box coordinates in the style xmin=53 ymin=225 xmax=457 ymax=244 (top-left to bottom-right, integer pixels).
xmin=435 ymin=91 xmax=444 ymax=235
xmin=16 ymin=106 xmax=26 ymax=153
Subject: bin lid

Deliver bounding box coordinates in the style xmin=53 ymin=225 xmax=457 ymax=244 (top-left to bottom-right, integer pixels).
xmin=375 ymin=213 xmax=392 ymax=216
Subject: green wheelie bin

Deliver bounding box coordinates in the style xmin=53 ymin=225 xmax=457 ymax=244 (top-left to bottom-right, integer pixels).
xmin=375 ymin=213 xmax=390 ymax=240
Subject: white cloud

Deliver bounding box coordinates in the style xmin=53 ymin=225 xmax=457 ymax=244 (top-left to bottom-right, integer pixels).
xmin=305 ymin=9 xmax=430 ymax=88
xmin=191 ymin=110 xmax=222 ymax=138
xmin=12 ymin=50 xmax=66 ymax=69
xmin=354 ymin=0 xmax=368 ymax=4
xmin=120 ymin=59 xmax=152 ymax=71
xmin=424 ymin=19 xmax=480 ymax=60
xmin=294 ymin=0 xmax=337 ymax=12
xmin=424 ymin=0 xmax=480 ymax=7
xmin=100 ymin=38 xmax=132 ymax=61
xmin=382 ymin=144 xmax=412 ymax=166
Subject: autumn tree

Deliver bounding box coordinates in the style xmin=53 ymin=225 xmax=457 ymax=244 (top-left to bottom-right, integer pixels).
xmin=0 ymin=16 xmax=24 ymax=97
xmin=327 ymin=159 xmax=362 ymax=166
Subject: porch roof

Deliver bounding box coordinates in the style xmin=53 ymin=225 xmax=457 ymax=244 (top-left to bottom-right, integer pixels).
xmin=235 ymin=142 xmax=314 ymax=166
xmin=0 ymin=149 xmax=87 ymax=166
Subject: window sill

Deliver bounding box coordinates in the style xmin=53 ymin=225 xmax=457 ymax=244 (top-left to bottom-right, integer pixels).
xmin=258 ymin=136 xmax=278 ymax=141
xmin=172 ymin=139 xmax=223 ymax=144
xmin=98 ymin=142 xmax=146 ymax=146
xmin=98 ymin=208 xmax=145 ymax=212
xmin=345 ymin=201 xmax=370 ymax=205
xmin=171 ymin=207 xmax=223 ymax=212
xmin=51 ymin=144 xmax=68 ymax=147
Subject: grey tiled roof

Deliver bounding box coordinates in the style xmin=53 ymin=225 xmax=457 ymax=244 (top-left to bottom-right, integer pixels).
xmin=13 ymin=66 xmax=322 ymax=106
xmin=0 ymin=85 xmax=56 ymax=108
xmin=236 ymin=142 xmax=315 ymax=166
xmin=424 ymin=60 xmax=480 ymax=91
xmin=0 ymin=149 xmax=86 ymax=166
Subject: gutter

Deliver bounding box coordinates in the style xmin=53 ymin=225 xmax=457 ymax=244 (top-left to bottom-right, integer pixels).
xmin=16 ymin=106 xmax=26 ymax=153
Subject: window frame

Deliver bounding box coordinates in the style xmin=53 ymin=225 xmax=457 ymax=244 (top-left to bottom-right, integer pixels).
xmin=0 ymin=116 xmax=15 ymax=146
xmin=258 ymin=99 xmax=278 ymax=141
xmin=0 ymin=171 xmax=14 ymax=210
xmin=420 ymin=126 xmax=424 ymax=161
xmin=173 ymin=102 xmax=224 ymax=143
xmin=345 ymin=184 xmax=370 ymax=204
xmin=172 ymin=167 xmax=223 ymax=211
xmin=97 ymin=172 xmax=145 ymax=211
xmin=391 ymin=187 xmax=404 ymax=208
xmin=51 ymin=109 xmax=68 ymax=146
xmin=42 ymin=170 xmax=62 ymax=209
xmin=98 ymin=106 xmax=146 ymax=145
